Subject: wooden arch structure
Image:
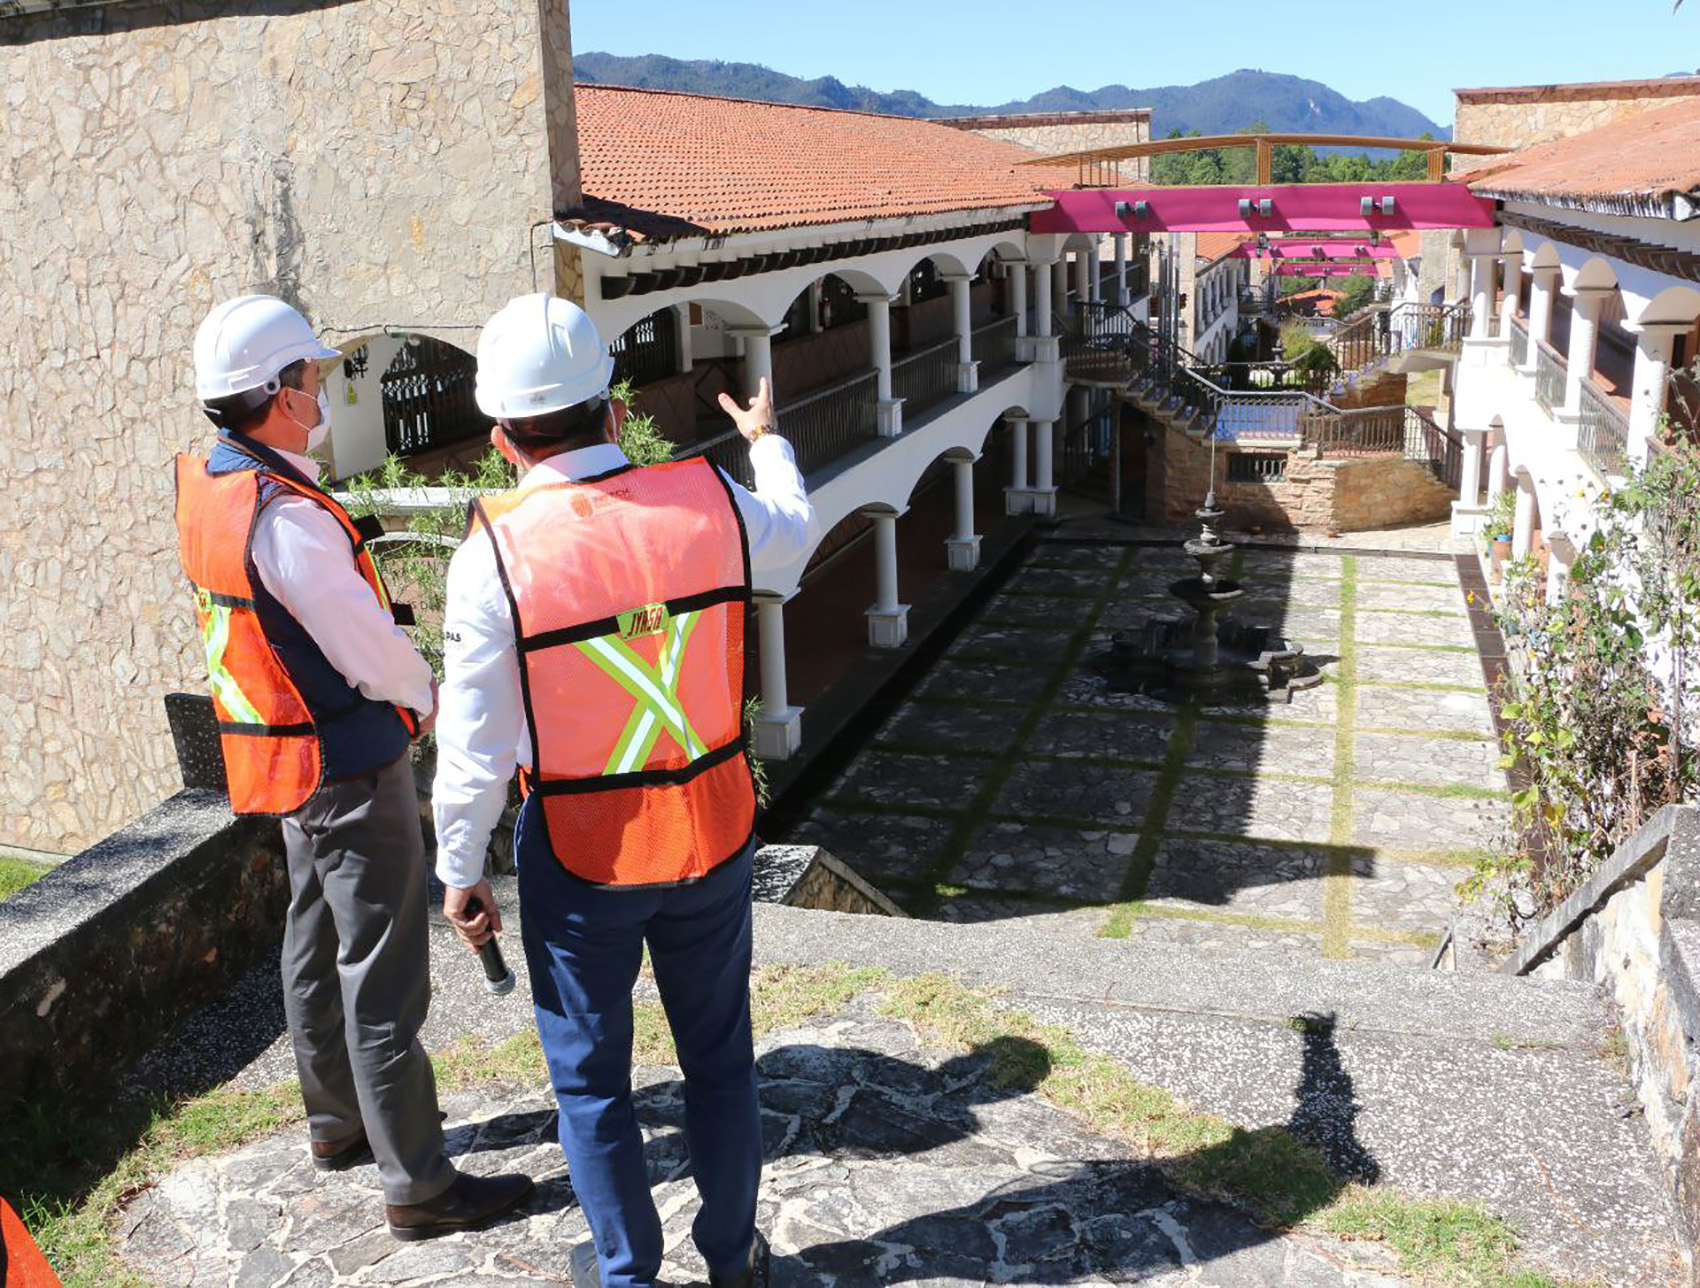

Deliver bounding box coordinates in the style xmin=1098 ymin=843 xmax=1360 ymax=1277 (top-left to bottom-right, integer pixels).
xmin=1018 ymin=132 xmax=1511 ymax=187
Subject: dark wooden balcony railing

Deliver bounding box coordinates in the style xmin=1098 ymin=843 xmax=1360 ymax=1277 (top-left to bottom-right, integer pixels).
xmin=675 ymin=368 xmax=879 ymax=486
xmin=1509 ymin=316 xmax=1530 ymax=368
xmin=973 ymin=315 xmax=1019 ymax=377
xmin=1534 ymin=339 xmax=1567 ymax=415
xmin=1578 ymin=379 xmax=1630 ymax=479
xmin=891 ymin=335 xmax=959 ymax=419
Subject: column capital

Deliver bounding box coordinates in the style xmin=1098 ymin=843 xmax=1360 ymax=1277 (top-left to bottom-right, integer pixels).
xmin=1563 ymin=283 xmax=1617 ymax=305
xmin=751 ymin=587 xmax=799 ymax=606
xmin=938 ymin=271 xmax=975 ymax=284
xmin=1625 ymin=319 xmax=1692 ymax=339
xmin=854 ymin=292 xmax=897 ymax=306
xmin=728 ymin=323 xmax=787 ymax=339
xmin=859 ymin=503 xmax=908 ymax=521
xmin=1527 ymin=262 xmax=1562 ymax=280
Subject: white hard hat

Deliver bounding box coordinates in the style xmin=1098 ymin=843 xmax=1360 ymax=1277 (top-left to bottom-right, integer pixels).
xmin=194 ymin=294 xmax=342 ymax=402
xmin=475 ymin=293 xmax=613 ymax=421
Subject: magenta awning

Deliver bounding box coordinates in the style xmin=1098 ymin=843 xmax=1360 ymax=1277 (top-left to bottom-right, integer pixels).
xmin=1030 ymin=181 xmax=1494 ymax=235
xmin=1233 ymin=240 xmax=1401 ymax=261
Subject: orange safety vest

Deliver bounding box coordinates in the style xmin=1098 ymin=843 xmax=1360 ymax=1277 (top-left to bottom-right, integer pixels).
xmin=470 ymin=456 xmax=756 ymax=887
xmin=1 ymin=1196 xmax=62 ymax=1288
xmin=174 ymin=450 xmax=419 ymax=816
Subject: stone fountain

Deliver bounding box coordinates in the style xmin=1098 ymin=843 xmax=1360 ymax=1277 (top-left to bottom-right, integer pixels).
xmin=1098 ymin=491 xmax=1321 ymax=704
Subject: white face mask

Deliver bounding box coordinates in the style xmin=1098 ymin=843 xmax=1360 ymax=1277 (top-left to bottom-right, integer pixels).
xmin=284 ymin=385 xmax=333 ymax=452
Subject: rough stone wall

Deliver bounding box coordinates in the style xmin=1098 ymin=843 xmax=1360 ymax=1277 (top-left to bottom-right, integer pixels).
xmin=1454 ymin=80 xmax=1700 ymax=149
xmin=1522 ymin=807 xmax=1700 ymax=1264
xmin=0 ymin=0 xmax=570 ymax=851
xmin=1149 ymin=422 xmax=1455 ymax=533
xmin=1335 ymin=371 xmax=1409 ymax=410
xmin=946 ymin=111 xmax=1150 ymax=184
xmin=1330 ymin=456 xmax=1457 ymax=532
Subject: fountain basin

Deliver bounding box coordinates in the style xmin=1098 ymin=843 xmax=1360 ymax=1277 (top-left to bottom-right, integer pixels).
xmin=1097 ymin=616 xmax=1323 ymax=704
xmin=1168 ymin=576 xmax=1246 ymax=610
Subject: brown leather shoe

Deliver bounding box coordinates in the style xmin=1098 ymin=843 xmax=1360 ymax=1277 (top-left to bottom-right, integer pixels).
xmin=386 ymin=1171 xmax=534 ymax=1242
xmin=310 ymin=1131 xmax=372 ymax=1172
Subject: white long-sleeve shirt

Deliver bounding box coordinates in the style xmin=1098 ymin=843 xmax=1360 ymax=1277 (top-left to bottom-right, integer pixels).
xmin=248 ymin=448 xmax=437 ymax=717
xmin=432 ymin=435 xmax=815 ymax=889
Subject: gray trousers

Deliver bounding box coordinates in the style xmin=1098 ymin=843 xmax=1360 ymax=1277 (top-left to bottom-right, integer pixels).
xmin=281 ymin=754 xmax=454 ymax=1205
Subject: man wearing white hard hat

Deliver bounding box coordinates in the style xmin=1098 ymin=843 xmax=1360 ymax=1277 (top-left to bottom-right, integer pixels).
xmin=175 ymin=294 xmax=533 ymax=1240
xmin=434 ymin=293 xmax=813 ymax=1287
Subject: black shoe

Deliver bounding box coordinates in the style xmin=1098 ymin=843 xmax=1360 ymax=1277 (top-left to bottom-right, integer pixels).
xmin=309 ymin=1130 xmax=372 ymax=1172
xmin=569 ymin=1240 xmax=602 ymax=1288
xmin=711 ymin=1231 xmax=769 ymax=1288
xmin=386 ymin=1170 xmax=534 ymax=1241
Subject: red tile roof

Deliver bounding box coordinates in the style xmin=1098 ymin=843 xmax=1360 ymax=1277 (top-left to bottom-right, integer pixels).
xmin=567 ymin=86 xmax=1076 ymax=242
xmin=1457 ymin=98 xmax=1700 ymax=216
xmin=1194 ymin=232 xmax=1253 ymax=264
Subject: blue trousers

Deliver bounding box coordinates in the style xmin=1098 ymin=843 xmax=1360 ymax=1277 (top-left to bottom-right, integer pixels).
xmin=515 ymin=797 xmax=762 ymax=1288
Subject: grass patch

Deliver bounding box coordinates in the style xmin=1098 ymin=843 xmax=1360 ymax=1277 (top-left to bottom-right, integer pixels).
xmin=881 ymin=974 xmax=1554 ymax=1286
xmin=0 ymin=855 xmax=53 ymax=902
xmin=1099 ymin=705 xmax=1200 ymax=939
xmin=1323 ymin=557 xmax=1359 ymax=959
xmin=1355 ymin=725 xmax=1497 ymax=743
xmin=1355 ymin=780 xmax=1511 ymax=802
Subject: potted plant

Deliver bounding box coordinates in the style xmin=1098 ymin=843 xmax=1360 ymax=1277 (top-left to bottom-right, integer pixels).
xmin=1483 ymin=489 xmax=1516 ymax=580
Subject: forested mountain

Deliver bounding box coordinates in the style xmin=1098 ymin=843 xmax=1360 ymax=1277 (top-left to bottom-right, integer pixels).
xmin=572 ymin=55 xmax=1450 ymax=141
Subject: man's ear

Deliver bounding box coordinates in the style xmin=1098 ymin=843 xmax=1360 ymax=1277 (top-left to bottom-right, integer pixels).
xmin=491 ymin=424 xmax=522 ymax=467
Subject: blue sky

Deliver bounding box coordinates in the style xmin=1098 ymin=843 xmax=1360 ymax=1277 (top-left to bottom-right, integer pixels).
xmin=571 ymin=0 xmax=1699 ymax=126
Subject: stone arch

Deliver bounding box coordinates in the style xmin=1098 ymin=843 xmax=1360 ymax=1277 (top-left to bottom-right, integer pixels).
xmin=322 ymin=330 xmax=489 ymax=482
xmin=1568 ymin=255 xmax=1620 ymax=294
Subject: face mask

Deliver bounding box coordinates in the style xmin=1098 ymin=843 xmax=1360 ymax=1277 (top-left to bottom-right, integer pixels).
xmin=284 ymin=385 xmax=332 ymax=452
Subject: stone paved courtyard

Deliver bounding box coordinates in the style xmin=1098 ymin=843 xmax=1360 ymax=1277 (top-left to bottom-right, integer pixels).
xmin=787 ymin=537 xmax=1507 ymax=967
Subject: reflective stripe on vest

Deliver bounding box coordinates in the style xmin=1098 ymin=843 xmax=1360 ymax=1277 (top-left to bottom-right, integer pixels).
xmin=474 ymin=457 xmax=757 ymax=887
xmin=174 ymin=452 xmax=418 ymax=814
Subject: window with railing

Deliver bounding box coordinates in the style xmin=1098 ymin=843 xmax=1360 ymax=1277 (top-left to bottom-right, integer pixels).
xmin=1227 ymin=452 xmax=1287 ymax=483
xmin=609 ymin=310 xmax=680 ymax=389
xmin=1578 ymin=379 xmax=1629 ymax=479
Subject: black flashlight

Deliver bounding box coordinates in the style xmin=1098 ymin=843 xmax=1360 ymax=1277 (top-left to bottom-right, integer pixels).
xmin=463 ymin=895 xmax=515 ymax=996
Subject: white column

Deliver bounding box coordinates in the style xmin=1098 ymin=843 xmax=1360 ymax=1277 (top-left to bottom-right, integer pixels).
xmin=751 ymin=593 xmax=802 ymax=759
xmin=945 ymin=272 xmax=978 ymax=393
xmin=1085 ymin=247 xmax=1101 ymax=304
xmin=1031 ymin=417 xmax=1057 ymax=516
xmin=1011 ymin=260 xmax=1029 ymax=338
xmin=1522 ymin=265 xmax=1560 ymax=377
xmin=1627 ymin=323 xmax=1684 ymax=465
xmin=1561 ymin=285 xmax=1613 ymax=420
xmin=1005 ymin=416 xmax=1031 ymax=514
xmin=1468 ymin=254 xmax=1497 ymax=341
xmin=1499 ymin=253 xmax=1522 ymax=337
xmin=946 ymin=452 xmax=980 ymax=570
xmin=1452 ymin=248 xmax=1472 ymax=306
xmin=1072 ymin=252 xmax=1090 ymax=307
xmin=1054 ymin=259 xmax=1070 ymax=316
xmin=864 ymin=507 xmax=909 ymax=648
xmin=1459 ymin=427 xmax=1486 ymax=508
xmin=860 ymin=293 xmax=902 ymax=436
xmin=1512 ymin=472 xmax=1536 ymax=560
xmin=1113 ymin=233 xmax=1129 ymax=306
xmin=674 ymin=304 xmax=693 ymax=373
xmin=1031 ymin=257 xmax=1059 ymax=364
xmin=1486 ymin=437 xmax=1510 ymax=505
xmin=734 ymin=326 xmax=778 ymax=400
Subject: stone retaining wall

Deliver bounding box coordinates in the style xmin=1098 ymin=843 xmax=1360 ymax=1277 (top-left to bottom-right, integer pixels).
xmin=942 ymin=110 xmax=1150 ymax=183
xmin=1510 ymin=805 xmax=1700 ymax=1270
xmin=1149 ymin=421 xmax=1456 ymax=534
xmin=0 ymin=0 xmax=578 ymax=853
xmin=0 ymin=790 xmax=288 ymax=1111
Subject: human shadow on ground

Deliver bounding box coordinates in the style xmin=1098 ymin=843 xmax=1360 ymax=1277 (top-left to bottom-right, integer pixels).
xmin=471 ymin=1008 xmax=1378 ymax=1283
